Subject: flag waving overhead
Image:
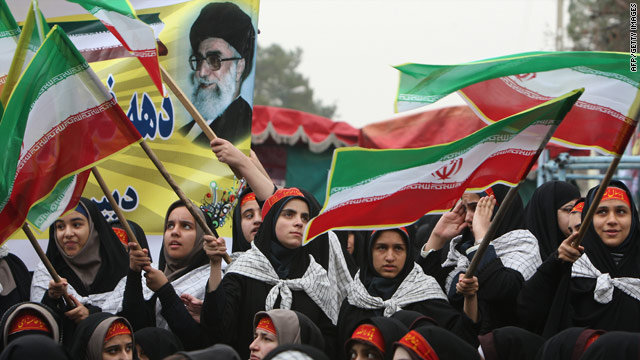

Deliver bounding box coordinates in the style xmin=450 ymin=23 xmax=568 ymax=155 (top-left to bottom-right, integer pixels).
xmin=0 ymin=0 xmax=51 ymax=107
xmin=304 ymin=89 xmax=583 ymax=243
xmin=0 ymin=0 xmax=20 ymax=97
xmin=395 ymin=52 xmax=640 ymax=155
xmin=67 ymin=0 xmax=165 ymax=97
xmin=0 ymin=25 xmax=142 ymax=243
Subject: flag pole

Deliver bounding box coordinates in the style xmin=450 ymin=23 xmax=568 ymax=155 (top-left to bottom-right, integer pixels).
xmin=139 ymin=140 xmax=232 ymax=264
xmin=464 ymin=107 xmax=565 ymax=279
xmin=22 ymin=224 xmax=76 ymax=308
xmin=160 ymin=65 xmax=217 ymax=141
xmin=160 ymin=65 xmax=244 ymax=180
xmin=90 ymin=167 xmax=139 ymax=245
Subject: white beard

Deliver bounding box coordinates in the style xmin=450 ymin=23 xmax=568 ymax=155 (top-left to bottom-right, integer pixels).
xmin=187 ymin=63 xmax=238 ymax=140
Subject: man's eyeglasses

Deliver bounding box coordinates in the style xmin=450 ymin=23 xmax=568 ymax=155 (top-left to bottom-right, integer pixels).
xmin=189 ymin=53 xmax=242 ymax=71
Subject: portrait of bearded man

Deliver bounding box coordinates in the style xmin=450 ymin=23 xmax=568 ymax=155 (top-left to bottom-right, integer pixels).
xmin=180 ymin=1 xmax=256 ymax=145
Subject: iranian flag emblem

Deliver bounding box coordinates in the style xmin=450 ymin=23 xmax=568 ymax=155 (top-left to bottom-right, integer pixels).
xmin=304 ymin=89 xmax=583 ymax=243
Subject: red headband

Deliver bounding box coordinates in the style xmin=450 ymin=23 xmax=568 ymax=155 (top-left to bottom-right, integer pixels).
xmin=351 ymin=324 xmax=385 ymax=353
xmin=262 ymin=188 xmax=304 ymax=218
xmin=396 ymin=330 xmax=439 ymax=360
xmin=9 ymin=310 xmax=51 ymax=335
xmin=601 ymin=187 xmax=630 ymax=206
xmin=256 ymin=316 xmax=277 ymax=335
xmin=104 ymin=320 xmax=131 ymax=342
xmin=112 ymin=227 xmax=129 ymax=246
xmin=571 ymin=202 xmax=584 ymax=213
xmin=240 ymin=192 xmax=256 ymax=208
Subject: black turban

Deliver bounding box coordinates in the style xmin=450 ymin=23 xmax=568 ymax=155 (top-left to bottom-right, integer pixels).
xmin=189 ymin=2 xmax=256 ymax=81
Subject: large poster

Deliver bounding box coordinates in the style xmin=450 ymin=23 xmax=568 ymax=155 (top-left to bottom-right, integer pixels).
xmin=8 ymin=0 xmax=259 ymax=237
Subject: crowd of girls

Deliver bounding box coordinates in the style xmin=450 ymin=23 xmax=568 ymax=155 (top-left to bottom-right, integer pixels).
xmin=0 ymin=139 xmax=639 ymax=359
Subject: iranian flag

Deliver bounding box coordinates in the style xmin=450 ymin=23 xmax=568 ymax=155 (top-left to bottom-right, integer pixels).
xmin=395 ymin=52 xmax=640 ymax=155
xmin=304 ymin=89 xmax=583 ymax=243
xmin=0 ymin=1 xmax=50 ymax=107
xmin=0 ymin=0 xmax=20 ymax=96
xmin=0 ymin=25 xmax=142 ymax=243
xmin=67 ymin=0 xmax=165 ymax=97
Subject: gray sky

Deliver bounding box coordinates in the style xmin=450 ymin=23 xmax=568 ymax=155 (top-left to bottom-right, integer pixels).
xmin=8 ymin=0 xmax=563 ymax=128
xmin=257 ymin=0 xmax=562 ymax=128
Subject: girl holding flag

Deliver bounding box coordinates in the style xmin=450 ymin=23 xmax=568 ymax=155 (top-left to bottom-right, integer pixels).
xmin=419 ymin=185 xmax=541 ymax=334
xmin=518 ymin=180 xmax=640 ymax=334
xmin=200 ymin=188 xmax=351 ymax=359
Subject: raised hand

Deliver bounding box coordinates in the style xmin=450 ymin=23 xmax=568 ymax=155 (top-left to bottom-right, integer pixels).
xmin=143 ymin=267 xmax=169 ymax=292
xmin=210 ymin=137 xmax=247 ymax=168
xmin=472 ymin=195 xmax=496 ymax=243
xmin=48 ymin=278 xmax=68 ymax=300
xmin=431 ymin=201 xmax=468 ymax=243
xmin=203 ymin=234 xmax=227 ymax=265
xmin=128 ymin=242 xmax=151 ymax=272
xmin=456 ymin=273 xmax=479 ymax=298
xmin=557 ymin=232 xmax=583 ymax=263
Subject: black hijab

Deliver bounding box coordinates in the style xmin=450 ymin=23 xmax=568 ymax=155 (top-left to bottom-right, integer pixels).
xmin=109 ymin=219 xmax=152 ymax=262
xmin=345 ymin=317 xmax=408 ymax=360
xmin=581 ymin=180 xmax=640 ymax=275
xmin=134 ymin=327 xmax=183 ymax=360
xmin=478 ymin=326 xmax=545 ymax=360
xmin=580 ymin=331 xmax=640 ymax=359
xmin=0 ymin=335 xmax=69 ymax=360
xmin=0 ymin=302 xmax=62 ymax=351
xmin=333 ymin=230 xmax=359 ymax=276
xmin=69 ymin=312 xmax=136 ymax=360
xmin=525 ymin=181 xmax=580 ymax=260
xmin=157 ymin=200 xmax=216 ymax=282
xmin=391 ymin=310 xmax=438 ymax=330
xmin=535 ymin=327 xmax=605 ymax=360
xmin=46 ymin=198 xmax=129 ymax=296
xmin=394 ymin=325 xmax=480 ymax=360
xmin=175 ymin=344 xmax=240 ymax=360
xmin=231 ymin=187 xmax=255 ymax=253
xmin=360 ymin=228 xmax=414 ymax=301
xmin=254 ymin=188 xmax=332 ymax=279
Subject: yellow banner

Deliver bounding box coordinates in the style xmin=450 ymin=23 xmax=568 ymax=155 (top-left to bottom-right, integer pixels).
xmin=31 ymin=0 xmax=260 ymax=237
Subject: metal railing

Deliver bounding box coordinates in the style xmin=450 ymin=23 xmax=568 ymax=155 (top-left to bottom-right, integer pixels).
xmin=538 ymin=152 xmax=640 ymax=185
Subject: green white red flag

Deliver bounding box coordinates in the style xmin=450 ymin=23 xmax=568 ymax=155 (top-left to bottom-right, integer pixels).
xmin=67 ymin=0 xmax=166 ymax=97
xmin=0 ymin=0 xmax=20 ymax=97
xmin=304 ymin=89 xmax=583 ymax=243
xmin=0 ymin=25 xmax=141 ymax=243
xmin=0 ymin=0 xmax=50 ymax=107
xmin=395 ymin=52 xmax=640 ymax=155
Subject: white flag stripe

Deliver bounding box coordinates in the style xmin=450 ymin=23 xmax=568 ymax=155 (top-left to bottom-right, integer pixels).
xmin=0 ymin=36 xmax=17 ymax=77
xmin=325 ymin=123 xmax=552 ymax=210
xmin=20 ymin=65 xmax=111 ymax=156
xmin=93 ymin=9 xmax=156 ymax=51
xmin=504 ymin=68 xmax=636 ymax=117
xmin=67 ymin=21 xmax=163 ymax=53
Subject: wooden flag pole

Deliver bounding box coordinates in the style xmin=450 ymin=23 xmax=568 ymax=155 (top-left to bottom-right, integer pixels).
xmin=139 ymin=140 xmax=232 ymax=264
xmin=160 ymin=65 xmax=217 ymax=141
xmin=91 ymin=167 xmax=139 ymax=245
xmin=464 ymin=181 xmax=523 ymax=278
xmin=22 ymin=224 xmax=76 ymax=308
xmin=570 ymin=155 xmax=623 ymax=248
xmin=159 ymin=65 xmax=244 ymax=180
